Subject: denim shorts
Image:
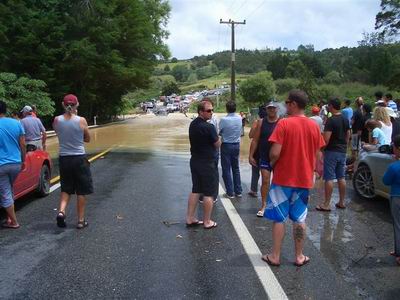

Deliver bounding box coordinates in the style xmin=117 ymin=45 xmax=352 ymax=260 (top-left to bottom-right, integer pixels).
xmin=323 ymin=150 xmax=346 ymax=181
xmin=264 ymin=183 xmax=309 ymax=223
xmin=0 ymin=163 xmax=21 ymax=208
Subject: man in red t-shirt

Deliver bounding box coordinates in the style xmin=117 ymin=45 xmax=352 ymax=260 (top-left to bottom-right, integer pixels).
xmin=261 ymin=90 xmax=325 ymax=268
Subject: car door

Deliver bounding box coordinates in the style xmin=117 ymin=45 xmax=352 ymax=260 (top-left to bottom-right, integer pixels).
xmin=13 ymin=152 xmax=34 ymax=198
xmin=368 ymin=152 xmax=393 ymax=195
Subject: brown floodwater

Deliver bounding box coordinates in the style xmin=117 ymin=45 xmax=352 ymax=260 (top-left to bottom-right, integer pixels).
xmin=46 ymin=113 xmax=252 ymax=162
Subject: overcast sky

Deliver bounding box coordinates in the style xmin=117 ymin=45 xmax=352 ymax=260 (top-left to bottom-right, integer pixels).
xmin=166 ymin=0 xmax=381 ymax=59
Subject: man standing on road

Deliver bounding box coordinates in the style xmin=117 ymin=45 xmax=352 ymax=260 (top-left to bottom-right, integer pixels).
xmin=0 ymin=100 xmax=25 ymax=229
xmin=53 ymin=94 xmax=93 ymax=229
xmin=219 ymin=101 xmax=243 ymax=198
xmin=351 ymin=96 xmax=364 ymax=158
xmin=20 ymin=105 xmax=47 ymax=150
xmin=249 ymin=101 xmax=279 ymax=217
xmin=316 ymin=98 xmax=350 ymax=211
xmin=186 ymin=99 xmax=220 ymax=229
xmin=262 ymin=90 xmax=325 ymax=267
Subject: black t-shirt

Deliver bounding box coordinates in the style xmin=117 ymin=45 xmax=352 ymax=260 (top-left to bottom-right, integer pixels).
xmin=352 ymin=108 xmax=364 ymax=133
xmin=189 ymin=117 xmax=218 ymax=159
xmin=324 ymin=114 xmax=349 ymax=153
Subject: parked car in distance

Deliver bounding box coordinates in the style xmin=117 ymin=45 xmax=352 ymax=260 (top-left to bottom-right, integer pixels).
xmin=154 ymin=107 xmax=168 ymax=116
xmin=352 ymin=145 xmax=393 ymax=200
xmin=14 ymin=149 xmax=52 ymax=200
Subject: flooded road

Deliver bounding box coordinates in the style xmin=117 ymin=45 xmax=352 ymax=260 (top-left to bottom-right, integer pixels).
xmin=2 ymin=112 xmax=399 ymax=299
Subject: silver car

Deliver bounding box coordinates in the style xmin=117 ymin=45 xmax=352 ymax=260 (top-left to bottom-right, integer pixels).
xmin=352 ymin=145 xmax=394 ymax=199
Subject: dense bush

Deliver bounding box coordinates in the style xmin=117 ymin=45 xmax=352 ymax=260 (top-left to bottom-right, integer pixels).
xmin=239 ymin=71 xmax=276 ymax=104
xmin=274 ymin=78 xmax=300 ymax=95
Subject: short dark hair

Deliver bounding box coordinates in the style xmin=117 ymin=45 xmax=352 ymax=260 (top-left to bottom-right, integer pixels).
xmin=375 ymin=91 xmax=383 ymax=99
xmin=385 ymin=93 xmax=393 ymax=100
xmin=226 ymin=101 xmax=236 ymax=113
xmin=197 ymin=98 xmax=213 ymax=113
xmin=288 ymin=89 xmax=308 ymax=109
xmin=0 ymin=100 xmax=6 ymax=114
xmin=328 ymin=97 xmax=341 ymax=110
xmin=393 ymin=134 xmax=400 ymax=148
xmin=344 ymin=99 xmax=351 ymax=106
xmin=365 ymin=119 xmax=381 ymax=130
xmin=363 ymin=103 xmax=372 ymax=114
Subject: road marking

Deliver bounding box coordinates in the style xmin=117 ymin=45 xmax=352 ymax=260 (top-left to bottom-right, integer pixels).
xmin=49 ymin=147 xmax=114 ymax=184
xmin=218 ymin=183 xmax=288 ymax=300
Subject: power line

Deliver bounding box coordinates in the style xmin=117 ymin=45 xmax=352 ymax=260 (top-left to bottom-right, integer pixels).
xmin=244 ymin=0 xmax=267 ymax=19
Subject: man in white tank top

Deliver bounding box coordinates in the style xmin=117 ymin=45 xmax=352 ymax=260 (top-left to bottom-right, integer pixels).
xmin=53 ymin=94 xmax=92 ymax=229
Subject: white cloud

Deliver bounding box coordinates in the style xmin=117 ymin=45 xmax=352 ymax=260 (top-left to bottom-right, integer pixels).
xmin=166 ymin=0 xmax=381 ymax=59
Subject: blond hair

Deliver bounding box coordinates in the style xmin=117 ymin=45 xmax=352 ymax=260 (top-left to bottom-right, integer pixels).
xmin=373 ymin=106 xmax=391 ymax=126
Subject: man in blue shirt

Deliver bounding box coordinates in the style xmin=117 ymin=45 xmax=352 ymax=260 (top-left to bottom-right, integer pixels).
xmin=219 ymin=101 xmax=242 ymax=198
xmin=0 ymin=100 xmax=26 ymax=229
xmin=341 ymin=99 xmax=353 ymax=128
xmin=383 ymin=134 xmax=400 ymax=266
xmin=20 ymin=105 xmax=47 ymax=150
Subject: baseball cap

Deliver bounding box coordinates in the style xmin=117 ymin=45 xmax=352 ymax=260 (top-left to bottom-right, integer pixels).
xmin=311 ymin=106 xmax=320 ymax=114
xmin=21 ymin=105 xmax=33 ymax=113
xmin=266 ymin=101 xmax=278 ymax=108
xmin=63 ymin=94 xmax=78 ymax=106
xmin=375 ymin=99 xmax=385 ymax=105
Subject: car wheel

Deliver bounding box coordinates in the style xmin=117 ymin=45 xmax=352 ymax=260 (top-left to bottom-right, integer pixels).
xmin=352 ymin=164 xmax=375 ymax=199
xmin=37 ymin=164 xmax=50 ymax=197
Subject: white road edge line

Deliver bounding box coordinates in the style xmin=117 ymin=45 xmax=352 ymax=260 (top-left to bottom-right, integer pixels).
xmin=218 ymin=183 xmax=288 ymax=300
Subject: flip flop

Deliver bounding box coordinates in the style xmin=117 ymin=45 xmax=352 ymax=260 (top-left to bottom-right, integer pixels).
xmin=294 ymin=256 xmax=310 ymax=267
xmin=316 ymin=205 xmax=331 ymax=212
xmin=186 ymin=220 xmax=204 ymax=227
xmin=56 ymin=212 xmax=66 ymax=228
xmin=77 ymin=220 xmax=88 ymax=229
xmin=256 ymin=210 xmax=264 ymax=217
xmin=261 ymin=255 xmax=280 ymax=267
xmin=204 ymin=221 xmax=217 ymax=230
xmin=2 ymin=222 xmax=20 ymax=229
xmin=335 ymin=203 xmax=346 ymax=209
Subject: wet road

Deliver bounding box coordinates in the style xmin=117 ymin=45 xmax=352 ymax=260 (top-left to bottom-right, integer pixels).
xmin=1 ymin=113 xmax=399 ymax=299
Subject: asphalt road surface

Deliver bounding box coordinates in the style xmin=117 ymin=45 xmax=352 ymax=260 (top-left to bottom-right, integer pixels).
xmin=1 ymin=114 xmax=399 ymax=299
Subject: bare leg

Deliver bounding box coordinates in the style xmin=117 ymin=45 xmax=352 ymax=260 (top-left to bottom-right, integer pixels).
xmin=186 ymin=192 xmax=200 ymax=224
xmin=58 ymin=192 xmax=70 ymax=213
xmin=293 ymin=222 xmax=307 ymax=263
xmin=202 ymin=196 xmax=215 ymax=227
xmin=5 ymin=205 xmax=18 ymax=226
xmin=260 ymin=169 xmax=271 ymax=211
xmin=262 ymin=222 xmax=285 ymax=264
xmin=77 ymin=195 xmax=86 ymax=222
xmin=337 ymin=179 xmax=346 ymax=207
xmin=321 ymin=180 xmax=334 ymax=209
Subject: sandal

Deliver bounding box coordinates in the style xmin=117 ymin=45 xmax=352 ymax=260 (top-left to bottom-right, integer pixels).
xmin=56 ymin=212 xmax=66 ymax=228
xmin=2 ymin=222 xmax=20 ymax=229
xmin=256 ymin=210 xmax=264 ymax=217
xmin=77 ymin=220 xmax=88 ymax=229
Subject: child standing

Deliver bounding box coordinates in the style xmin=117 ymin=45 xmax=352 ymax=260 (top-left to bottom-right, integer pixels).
xmin=383 ymin=134 xmax=400 ymax=266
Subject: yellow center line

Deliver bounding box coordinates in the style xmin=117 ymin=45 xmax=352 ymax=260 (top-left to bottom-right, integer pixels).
xmin=50 ymin=147 xmax=114 ymax=184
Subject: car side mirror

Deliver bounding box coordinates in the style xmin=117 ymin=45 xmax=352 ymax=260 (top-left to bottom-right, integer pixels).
xmin=378 ymin=144 xmax=393 ymax=154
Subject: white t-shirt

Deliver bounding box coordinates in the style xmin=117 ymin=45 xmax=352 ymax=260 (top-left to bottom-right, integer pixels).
xmin=379 ymin=121 xmax=392 ymax=144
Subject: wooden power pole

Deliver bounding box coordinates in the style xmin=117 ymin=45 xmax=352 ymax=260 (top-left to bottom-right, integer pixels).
xmin=220 ymin=19 xmax=246 ymax=102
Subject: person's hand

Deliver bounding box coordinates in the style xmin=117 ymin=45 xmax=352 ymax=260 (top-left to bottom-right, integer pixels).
xmin=249 ymin=156 xmax=257 ymax=167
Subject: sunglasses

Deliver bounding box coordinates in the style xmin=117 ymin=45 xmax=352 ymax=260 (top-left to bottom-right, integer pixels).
xmin=203 ymin=109 xmax=213 ymax=113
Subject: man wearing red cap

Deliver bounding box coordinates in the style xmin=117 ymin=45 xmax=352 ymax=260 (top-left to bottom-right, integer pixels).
xmin=53 ymin=94 xmax=93 ymax=229
xmin=309 ymin=106 xmax=323 ymax=133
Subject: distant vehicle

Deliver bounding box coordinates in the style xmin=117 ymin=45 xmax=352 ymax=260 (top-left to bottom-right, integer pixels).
xmin=14 ymin=149 xmax=52 ymax=200
xmin=145 ymin=102 xmax=154 ymax=109
xmin=166 ymin=103 xmax=176 ymax=112
xmin=154 ymin=107 xmax=168 ymax=116
xmin=352 ymin=145 xmax=393 ymax=200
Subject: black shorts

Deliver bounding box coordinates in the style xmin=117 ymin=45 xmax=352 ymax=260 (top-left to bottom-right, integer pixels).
xmin=190 ymin=157 xmax=218 ymax=197
xmin=59 ymin=155 xmax=93 ymax=195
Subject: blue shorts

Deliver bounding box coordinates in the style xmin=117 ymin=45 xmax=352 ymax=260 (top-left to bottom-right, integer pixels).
xmin=264 ymin=183 xmax=309 ymax=223
xmin=323 ymin=150 xmax=346 ymax=181
xmin=259 ymin=158 xmax=272 ymax=171
xmin=0 ymin=163 xmax=21 ymax=208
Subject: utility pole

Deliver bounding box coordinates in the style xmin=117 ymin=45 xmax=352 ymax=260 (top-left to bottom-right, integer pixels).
xmin=220 ymin=19 xmax=246 ymax=102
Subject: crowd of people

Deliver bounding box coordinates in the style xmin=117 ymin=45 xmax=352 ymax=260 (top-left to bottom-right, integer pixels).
xmin=0 ymin=94 xmax=92 ymax=230
xmin=185 ymin=89 xmax=400 ymax=267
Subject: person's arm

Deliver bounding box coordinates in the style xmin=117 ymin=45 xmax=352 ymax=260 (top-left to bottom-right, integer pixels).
xmin=345 ymin=129 xmax=351 ymax=145
xmin=19 ymin=135 xmax=26 ymax=169
xmin=80 ymin=117 xmax=90 ymax=143
xmin=269 ymin=143 xmax=282 ymax=167
xmin=214 ymin=137 xmax=221 ymax=149
xmin=39 ymin=119 xmax=47 ymax=150
xmin=248 ymin=120 xmax=261 ymax=166
xmin=323 ymin=131 xmax=332 ymax=145
xmin=249 ymin=119 xmax=259 ymax=138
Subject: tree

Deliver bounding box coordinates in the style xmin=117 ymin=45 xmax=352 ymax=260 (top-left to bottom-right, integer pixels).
xmin=0 ymin=72 xmax=54 ymax=116
xmin=162 ymin=81 xmax=180 ymax=96
xmin=164 ymin=65 xmax=170 ymax=72
xmin=171 ymin=64 xmax=190 ymax=82
xmin=375 ymin=0 xmax=400 ymax=38
xmin=324 ymin=71 xmax=342 ymax=84
xmin=239 ymin=71 xmax=276 ymax=104
xmin=171 ymin=57 xmax=178 ymax=63
xmin=285 ymin=60 xmax=308 ymax=79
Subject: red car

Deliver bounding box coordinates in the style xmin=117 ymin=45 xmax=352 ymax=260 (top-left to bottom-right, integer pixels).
xmin=13 ymin=150 xmax=52 ymax=200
